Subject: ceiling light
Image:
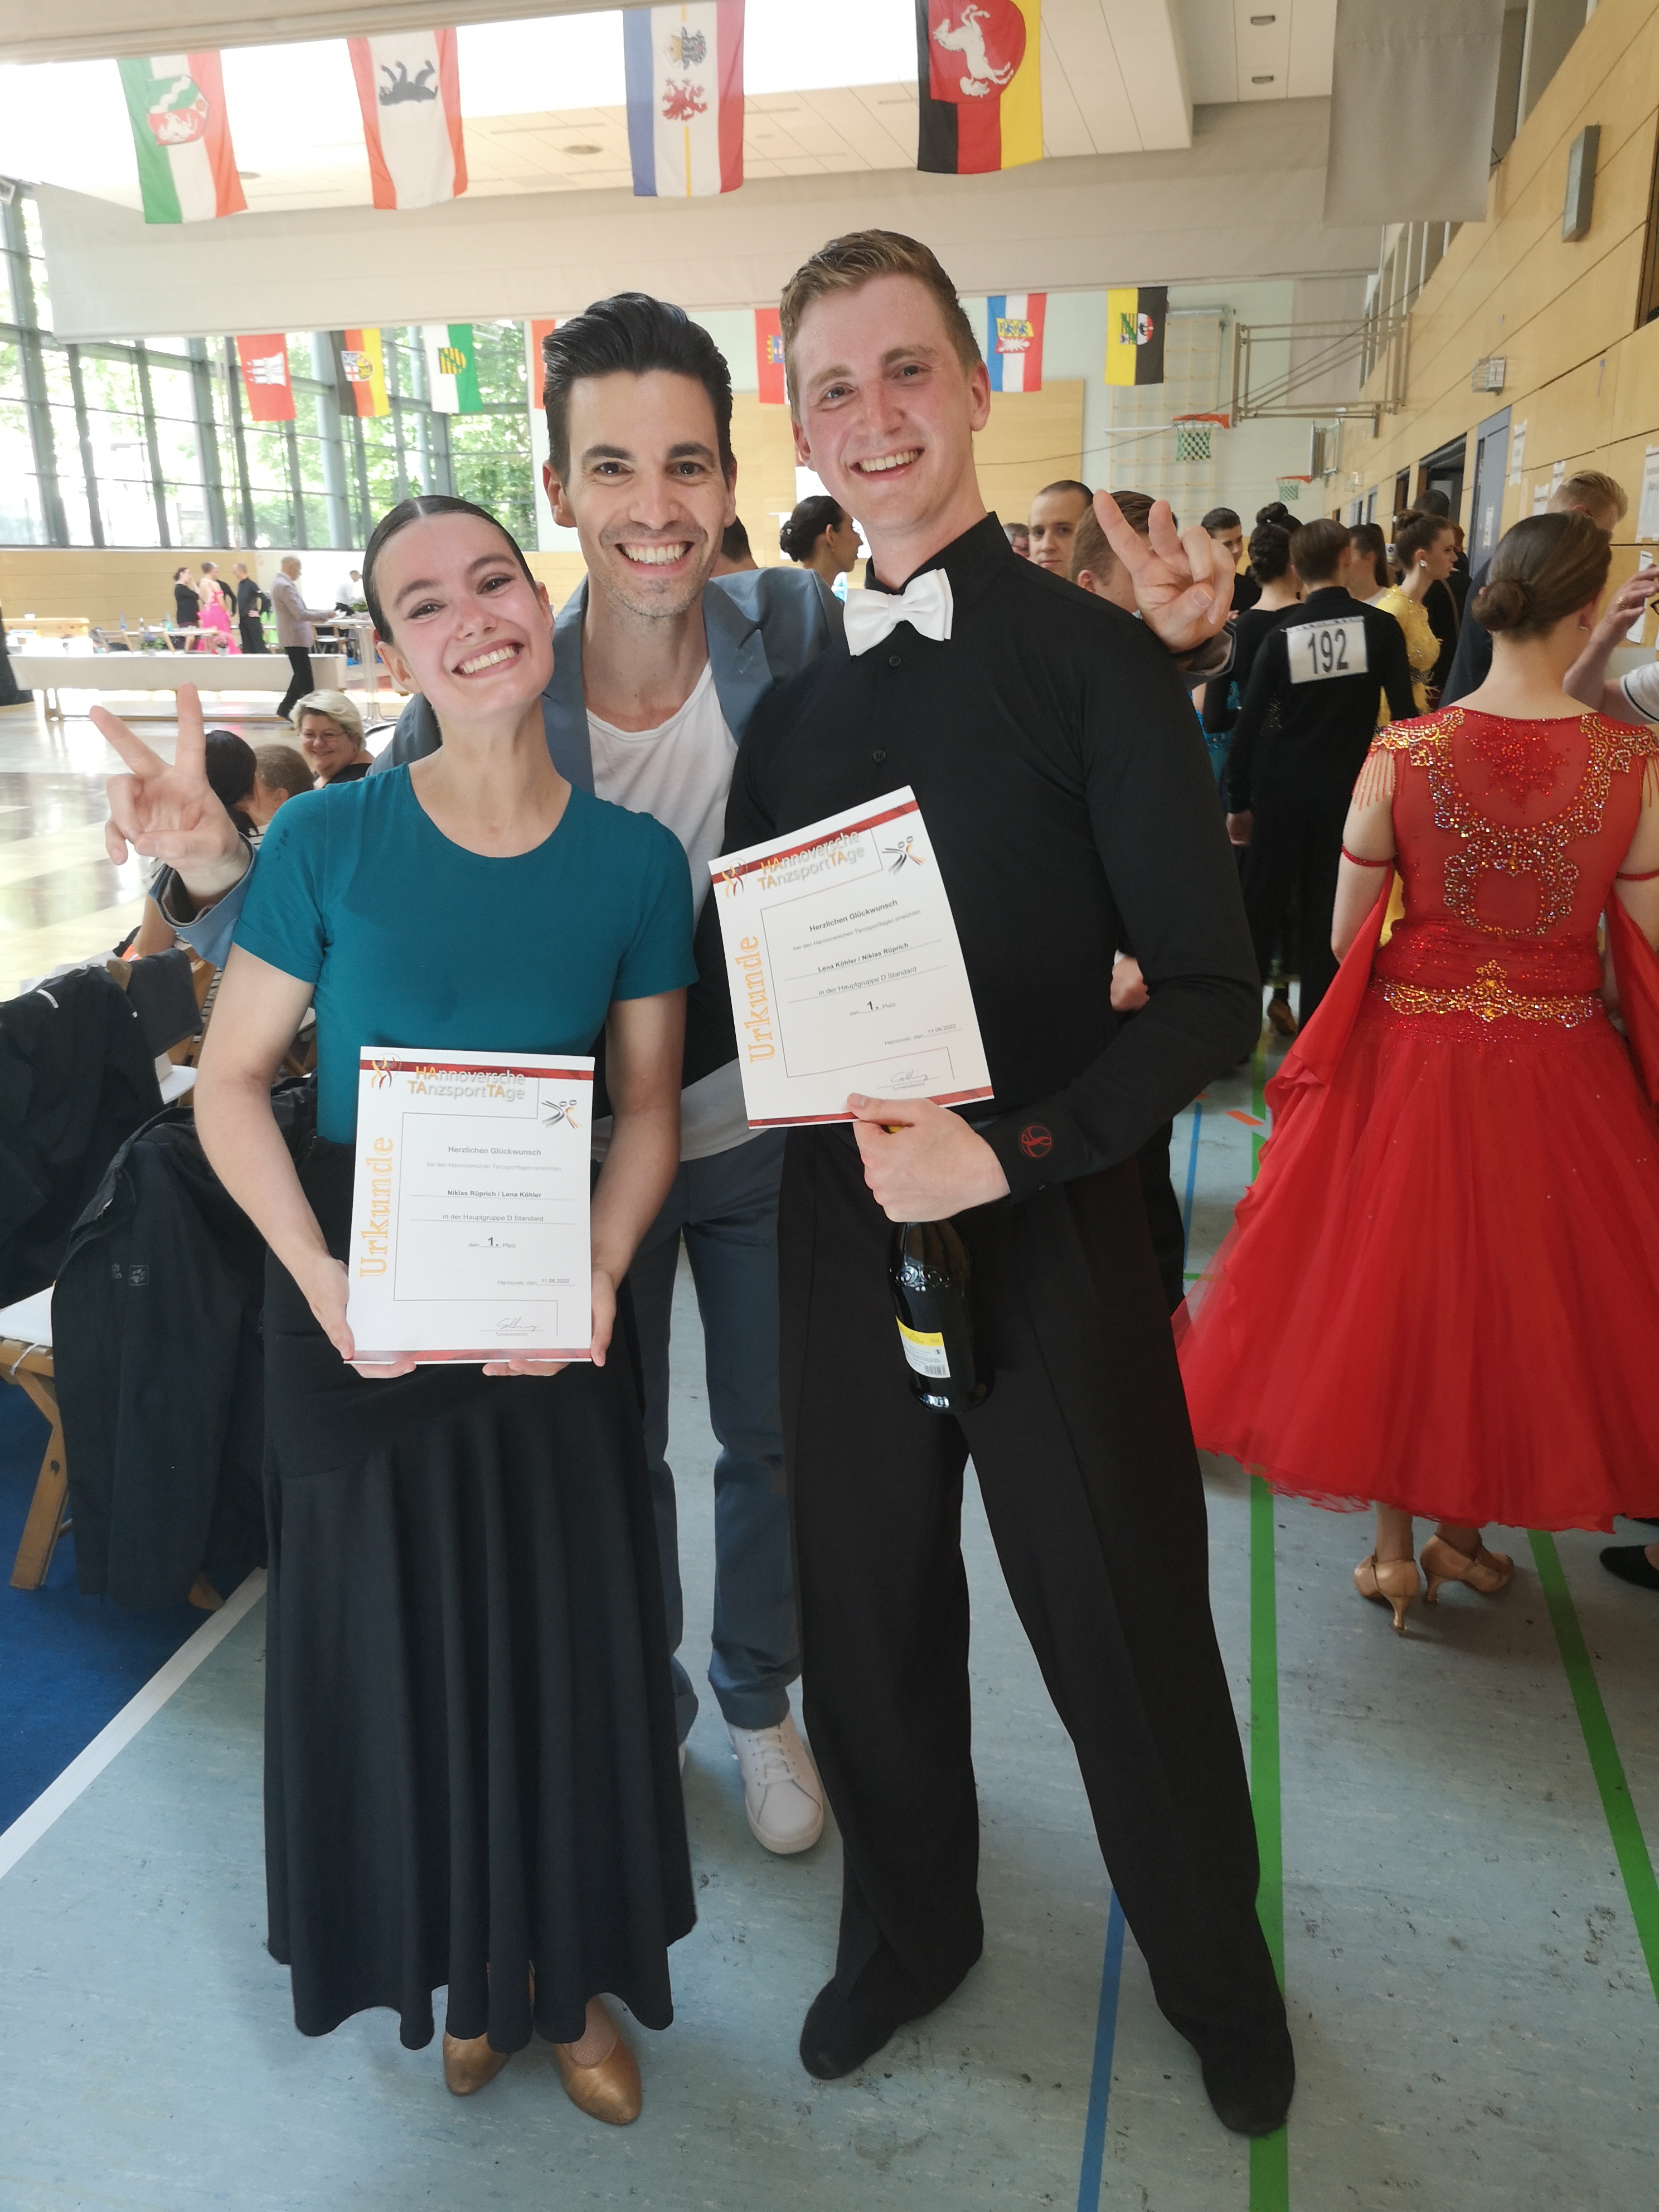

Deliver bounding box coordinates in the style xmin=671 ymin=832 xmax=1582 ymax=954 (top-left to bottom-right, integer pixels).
xmin=562 ymin=143 xmax=603 ymax=155
xmin=237 ymin=169 xmax=261 ymax=179
xmin=1251 ymin=75 xmax=1276 ymax=84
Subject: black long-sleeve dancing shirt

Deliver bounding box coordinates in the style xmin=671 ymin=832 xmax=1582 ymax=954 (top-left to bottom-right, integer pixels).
xmin=1224 ymin=586 xmax=1417 ymax=816
xmin=724 ymin=514 xmax=1262 ymax=1204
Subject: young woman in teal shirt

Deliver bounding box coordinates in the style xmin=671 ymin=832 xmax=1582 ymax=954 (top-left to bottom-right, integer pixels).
xmin=174 ymin=497 xmax=695 ymax=2122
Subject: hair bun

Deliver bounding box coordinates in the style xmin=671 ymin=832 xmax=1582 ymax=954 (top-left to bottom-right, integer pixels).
xmin=1473 ymin=575 xmax=1532 ymax=633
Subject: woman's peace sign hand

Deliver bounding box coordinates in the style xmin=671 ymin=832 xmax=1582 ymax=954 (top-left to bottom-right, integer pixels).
xmin=98 ymin=682 xmax=249 ymax=900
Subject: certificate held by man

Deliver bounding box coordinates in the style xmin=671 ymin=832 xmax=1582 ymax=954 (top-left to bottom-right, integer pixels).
xmin=709 ymin=786 xmax=992 ymax=1126
xmin=345 ymin=1047 xmax=594 ymax=1363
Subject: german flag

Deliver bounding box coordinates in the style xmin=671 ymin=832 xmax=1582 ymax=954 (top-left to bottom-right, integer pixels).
xmin=916 ymin=0 xmax=1042 ymax=176
xmin=1104 ymin=287 xmax=1168 ymax=386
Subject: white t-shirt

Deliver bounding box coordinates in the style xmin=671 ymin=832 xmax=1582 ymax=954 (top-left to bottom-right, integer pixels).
xmin=1619 ymin=661 xmax=1659 ymax=724
xmin=586 ymin=659 xmax=753 ymax=1161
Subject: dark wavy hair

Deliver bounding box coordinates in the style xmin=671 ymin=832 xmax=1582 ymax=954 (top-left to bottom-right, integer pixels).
xmin=1247 ymin=521 xmax=1293 ymax=585
xmin=541 ymin=293 xmax=734 ymax=478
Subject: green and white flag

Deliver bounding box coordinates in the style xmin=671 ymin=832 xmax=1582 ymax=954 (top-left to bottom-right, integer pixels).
xmin=423 ymin=324 xmax=483 ymax=414
xmin=117 ymin=52 xmax=247 ymax=225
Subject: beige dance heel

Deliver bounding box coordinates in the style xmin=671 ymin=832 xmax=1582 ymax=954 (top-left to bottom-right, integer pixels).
xmin=443 ymin=2029 xmax=511 ymax=2096
xmin=1354 ymin=1551 xmax=1421 ymax=1633
xmin=552 ymin=2001 xmax=642 ymax=2126
xmin=1420 ymin=1534 xmax=1515 ymax=1604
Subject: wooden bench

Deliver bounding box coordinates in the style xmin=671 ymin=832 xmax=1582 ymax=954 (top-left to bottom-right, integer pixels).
xmin=1 ymin=1289 xmax=66 ymax=1590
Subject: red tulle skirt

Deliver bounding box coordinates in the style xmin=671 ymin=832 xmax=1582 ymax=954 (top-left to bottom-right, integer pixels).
xmin=1177 ymin=953 xmax=1659 ymax=1532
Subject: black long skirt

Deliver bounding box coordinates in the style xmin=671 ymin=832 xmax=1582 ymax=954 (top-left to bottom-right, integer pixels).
xmin=263 ymin=1143 xmax=695 ymax=2050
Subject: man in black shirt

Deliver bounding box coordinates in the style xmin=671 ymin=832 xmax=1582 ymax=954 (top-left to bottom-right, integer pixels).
xmin=232 ymin=562 xmax=268 ymax=656
xmin=1224 ymin=517 xmax=1415 ymax=1026
xmin=726 ymin=229 xmax=1292 ymax=2137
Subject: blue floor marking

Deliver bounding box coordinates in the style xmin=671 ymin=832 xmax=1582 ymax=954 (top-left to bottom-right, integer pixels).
xmin=1075 ymin=1891 xmax=1128 ymax=2210
xmin=1180 ymin=1099 xmax=1204 ymax=1260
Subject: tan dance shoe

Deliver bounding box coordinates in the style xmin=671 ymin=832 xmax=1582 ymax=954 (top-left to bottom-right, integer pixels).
xmin=1420 ymin=1535 xmax=1515 ymax=1603
xmin=1354 ymin=1551 xmax=1420 ymax=1633
xmin=443 ymin=2029 xmax=512 ymax=2096
xmin=552 ymin=2007 xmax=642 ymax=2127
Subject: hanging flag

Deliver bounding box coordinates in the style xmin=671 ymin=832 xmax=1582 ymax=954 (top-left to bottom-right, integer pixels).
xmin=424 ymin=325 xmax=483 ymax=413
xmin=624 ymin=3 xmax=746 ymax=198
xmin=340 ymin=329 xmax=390 ymax=418
xmin=117 ymin=53 xmax=247 ymax=224
xmin=916 ymin=0 xmax=1041 ymax=176
xmin=1104 ymin=286 xmax=1168 ymax=387
xmin=985 ymin=293 xmax=1045 ymax=392
xmin=235 ymin=334 xmax=295 ymax=423
xmin=349 ymin=29 xmax=467 ymax=211
xmin=755 ymin=307 xmax=787 ymax=405
xmin=529 ymin=319 xmax=560 ymax=410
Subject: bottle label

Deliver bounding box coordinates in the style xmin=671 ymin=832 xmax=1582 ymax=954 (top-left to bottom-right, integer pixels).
xmin=896 ymin=1321 xmax=950 ymax=1380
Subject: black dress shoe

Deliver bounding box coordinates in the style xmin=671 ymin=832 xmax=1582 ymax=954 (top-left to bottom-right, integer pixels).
xmin=799 ymin=1981 xmax=917 ymax=2080
xmin=1601 ymin=1545 xmax=1659 ymax=1591
xmin=1200 ymin=2031 xmax=1296 ymax=2137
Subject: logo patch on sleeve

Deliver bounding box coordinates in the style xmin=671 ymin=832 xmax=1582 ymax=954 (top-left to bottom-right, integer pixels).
xmin=1018 ymin=1123 xmax=1053 ymax=1160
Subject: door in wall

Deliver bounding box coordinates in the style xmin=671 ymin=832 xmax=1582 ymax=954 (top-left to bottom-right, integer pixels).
xmin=1467 ymin=409 xmax=1511 ymax=571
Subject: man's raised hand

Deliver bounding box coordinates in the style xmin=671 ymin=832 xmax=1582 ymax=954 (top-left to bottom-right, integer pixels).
xmin=1094 ymin=491 xmax=1234 ymax=656
xmin=99 ymin=682 xmax=249 ymax=900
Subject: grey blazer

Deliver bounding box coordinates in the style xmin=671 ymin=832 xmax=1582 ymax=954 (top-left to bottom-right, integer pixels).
xmin=169 ymin=566 xmax=842 ymax=968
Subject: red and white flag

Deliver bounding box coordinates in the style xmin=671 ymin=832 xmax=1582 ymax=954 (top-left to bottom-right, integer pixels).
xmin=350 ymin=29 xmax=467 ymax=211
xmin=755 ymin=308 xmax=786 ymax=406
xmin=624 ymin=3 xmax=745 ymax=198
xmin=235 ymin=334 xmax=294 ymax=423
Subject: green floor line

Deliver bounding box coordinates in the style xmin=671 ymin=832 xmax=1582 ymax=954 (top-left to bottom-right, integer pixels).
xmin=1529 ymin=1531 xmax=1659 ymax=2006
xmin=1246 ymin=1035 xmax=1289 ymax=2209
xmin=1248 ymin=1473 xmax=1290 ymax=2210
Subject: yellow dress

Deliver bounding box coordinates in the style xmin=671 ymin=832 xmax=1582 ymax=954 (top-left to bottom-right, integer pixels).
xmin=1373 ymin=584 xmax=1439 ymax=718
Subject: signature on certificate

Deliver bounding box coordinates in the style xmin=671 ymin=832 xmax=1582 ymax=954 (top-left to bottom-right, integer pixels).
xmin=491 ymin=1315 xmax=540 ymax=1337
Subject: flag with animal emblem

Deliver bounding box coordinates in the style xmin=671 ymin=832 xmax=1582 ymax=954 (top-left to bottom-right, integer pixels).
xmin=984 ymin=292 xmax=1045 ymax=392
xmin=624 ymin=3 xmax=746 ymax=198
xmin=916 ymin=0 xmax=1041 ymax=176
xmin=339 ymin=329 xmax=390 ymax=418
xmin=117 ymin=54 xmax=247 ymax=224
xmin=235 ymin=334 xmax=295 ymax=423
xmin=424 ymin=325 xmax=483 ymax=413
xmin=528 ymin=319 xmax=559 ymax=410
xmin=1104 ymin=286 xmax=1168 ymax=386
xmin=349 ymin=29 xmax=467 ymax=211
xmin=755 ymin=307 xmax=787 ymax=405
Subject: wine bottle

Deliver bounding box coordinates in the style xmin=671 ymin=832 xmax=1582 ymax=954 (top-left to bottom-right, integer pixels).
xmin=886 ymin=1217 xmax=992 ymax=1414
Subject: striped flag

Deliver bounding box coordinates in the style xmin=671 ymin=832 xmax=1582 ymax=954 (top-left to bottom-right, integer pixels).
xmin=341 ymin=329 xmax=390 ymax=418
xmin=424 ymin=325 xmax=483 ymax=413
xmin=917 ymin=0 xmax=1041 ymax=176
xmin=528 ymin=319 xmax=560 ymax=410
xmin=235 ymin=334 xmax=294 ymax=423
xmin=350 ymin=30 xmax=467 ymax=212
xmin=117 ymin=53 xmax=246 ymax=224
xmin=755 ymin=307 xmax=787 ymax=405
xmin=985 ymin=293 xmax=1045 ymax=392
xmin=624 ymin=3 xmax=745 ymax=198
xmin=1104 ymin=286 xmax=1167 ymax=386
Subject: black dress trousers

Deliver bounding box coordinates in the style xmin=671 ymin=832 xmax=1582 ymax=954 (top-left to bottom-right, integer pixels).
xmin=779 ymin=1124 xmax=1286 ymax=2063
xmin=1239 ymin=783 xmax=1349 ymax=1027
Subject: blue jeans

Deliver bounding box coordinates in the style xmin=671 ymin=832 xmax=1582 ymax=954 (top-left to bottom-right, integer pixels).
xmin=625 ymin=1130 xmax=799 ymax=1740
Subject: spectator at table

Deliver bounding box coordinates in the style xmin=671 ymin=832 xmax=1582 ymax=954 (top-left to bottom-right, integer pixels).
xmin=290 ymin=690 xmax=372 ymax=784
xmin=249 ymin=743 xmax=314 ymax=827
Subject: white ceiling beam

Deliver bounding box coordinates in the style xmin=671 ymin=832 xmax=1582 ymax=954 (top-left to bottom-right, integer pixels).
xmin=36 ymin=96 xmax=1377 ymax=341
xmin=1097 ymin=0 xmax=1192 ymax=149
xmin=0 ymin=0 xmax=608 ymax=65
xmin=1042 ymin=0 xmax=1193 ymax=153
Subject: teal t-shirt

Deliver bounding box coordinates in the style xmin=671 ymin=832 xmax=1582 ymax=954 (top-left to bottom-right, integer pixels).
xmin=234 ymin=768 xmax=697 ymax=1143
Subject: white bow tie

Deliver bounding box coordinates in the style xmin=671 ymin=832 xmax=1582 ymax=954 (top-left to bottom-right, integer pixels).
xmin=844 ymin=570 xmax=954 ymax=656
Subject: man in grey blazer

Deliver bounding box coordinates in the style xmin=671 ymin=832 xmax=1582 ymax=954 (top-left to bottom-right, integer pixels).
xmin=270 ymin=556 xmax=337 ymax=720
xmin=124 ymin=295 xmax=839 ymax=1856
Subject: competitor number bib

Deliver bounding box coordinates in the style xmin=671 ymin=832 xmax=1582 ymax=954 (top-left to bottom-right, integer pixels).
xmin=1287 ymin=617 xmax=1367 ymax=683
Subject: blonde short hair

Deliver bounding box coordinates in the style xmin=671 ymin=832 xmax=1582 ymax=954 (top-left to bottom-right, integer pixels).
xmin=1552 ymin=469 xmax=1627 ymax=523
xmin=779 ymin=229 xmax=981 ymax=417
xmin=289 ymin=689 xmax=363 ymax=745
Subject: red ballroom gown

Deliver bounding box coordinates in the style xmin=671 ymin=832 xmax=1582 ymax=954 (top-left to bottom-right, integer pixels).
xmin=1177 ymin=706 xmax=1659 ymax=1532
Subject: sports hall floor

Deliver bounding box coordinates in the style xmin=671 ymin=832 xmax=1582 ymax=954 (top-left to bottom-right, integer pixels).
xmin=1 ymin=693 xmax=1655 ymax=2210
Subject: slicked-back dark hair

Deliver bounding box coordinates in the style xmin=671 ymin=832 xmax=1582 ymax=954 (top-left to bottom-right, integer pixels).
xmin=361 ymin=493 xmax=538 ymax=639
xmin=541 ymin=293 xmax=734 ymax=479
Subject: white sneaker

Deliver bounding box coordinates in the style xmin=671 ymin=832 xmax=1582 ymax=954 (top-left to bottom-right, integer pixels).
xmin=727 ymin=1713 xmax=824 ymax=1855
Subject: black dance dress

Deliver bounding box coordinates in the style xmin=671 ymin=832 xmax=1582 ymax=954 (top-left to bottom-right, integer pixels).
xmin=236 ymin=772 xmax=701 ymax=2051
